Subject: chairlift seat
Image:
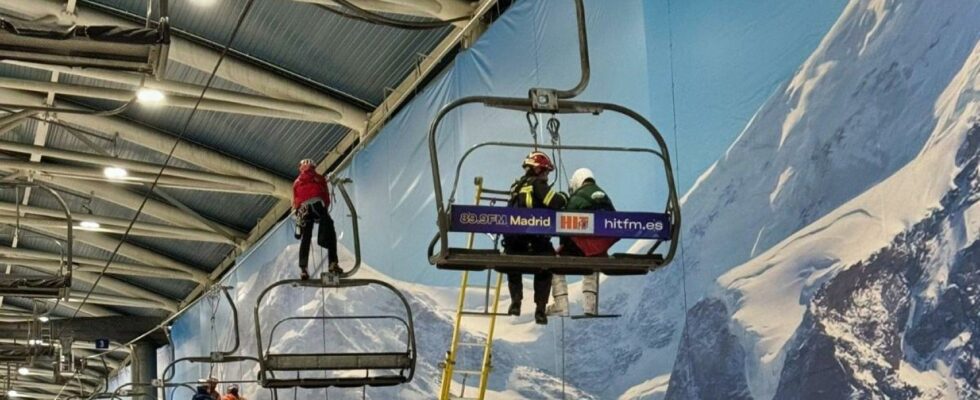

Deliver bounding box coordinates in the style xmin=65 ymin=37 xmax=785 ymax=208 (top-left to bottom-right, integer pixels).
xmin=0 ymin=275 xmax=68 ymax=298
xmin=262 ymin=375 xmax=409 ymax=389
xmin=434 ymin=248 xmax=663 ymax=275
xmin=0 ymin=17 xmax=170 ymax=76
xmin=265 ymin=352 xmax=412 ymax=371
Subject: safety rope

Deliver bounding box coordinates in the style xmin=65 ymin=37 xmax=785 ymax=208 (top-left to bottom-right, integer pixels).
xmin=561 ymin=317 xmax=566 ymax=399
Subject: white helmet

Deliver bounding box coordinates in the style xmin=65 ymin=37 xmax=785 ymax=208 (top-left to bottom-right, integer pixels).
xmin=569 ymin=168 xmax=595 ymax=192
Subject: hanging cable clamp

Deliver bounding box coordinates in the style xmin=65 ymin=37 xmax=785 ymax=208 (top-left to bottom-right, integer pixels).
xmin=529 ymin=88 xmax=559 ymax=112
xmin=151 ymin=379 xmax=164 ymax=388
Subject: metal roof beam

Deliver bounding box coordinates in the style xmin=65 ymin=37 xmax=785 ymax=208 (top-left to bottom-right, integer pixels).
xmin=0 ymin=259 xmax=178 ymax=311
xmin=0 ymin=202 xmax=235 ymax=245
xmin=0 ymin=160 xmax=282 ymax=198
xmin=0 ymin=76 xmax=340 ymax=123
xmin=37 ymin=175 xmax=245 ymax=237
xmin=297 ymin=0 xmax=474 ymax=20
xmin=0 ymin=0 xmax=370 ymax=132
xmin=0 ymin=246 xmax=203 ymax=282
xmin=8 ymin=61 xmax=347 ymax=123
xmin=0 ymin=88 xmax=292 ymax=194
xmin=25 ymin=225 xmax=208 ymax=283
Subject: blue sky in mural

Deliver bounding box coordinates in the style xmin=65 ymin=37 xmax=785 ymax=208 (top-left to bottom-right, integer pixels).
xmin=644 ymin=0 xmax=848 ymax=193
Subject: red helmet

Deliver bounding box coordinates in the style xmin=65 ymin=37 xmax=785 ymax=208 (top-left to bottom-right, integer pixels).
xmin=523 ymin=151 xmax=554 ymax=173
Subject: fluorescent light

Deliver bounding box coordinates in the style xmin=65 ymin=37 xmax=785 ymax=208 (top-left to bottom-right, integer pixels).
xmin=7 ymin=389 xmax=18 ymax=397
xmin=103 ymin=166 xmax=128 ymax=179
xmin=190 ymin=0 xmax=218 ymax=6
xmin=136 ymin=88 xmax=165 ymax=103
xmin=17 ymin=367 xmax=28 ymax=375
xmin=38 ymin=315 xmax=50 ymax=323
xmin=79 ymin=221 xmax=101 ymax=230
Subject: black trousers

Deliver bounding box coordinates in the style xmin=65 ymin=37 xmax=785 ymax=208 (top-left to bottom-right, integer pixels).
xmin=298 ymin=201 xmax=338 ymax=270
xmin=504 ymin=236 xmax=554 ymax=306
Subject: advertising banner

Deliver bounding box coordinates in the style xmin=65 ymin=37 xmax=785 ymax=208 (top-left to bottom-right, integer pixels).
xmin=449 ymin=205 xmax=671 ymax=239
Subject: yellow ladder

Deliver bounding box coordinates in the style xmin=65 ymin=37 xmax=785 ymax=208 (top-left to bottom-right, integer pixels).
xmin=439 ymin=177 xmax=506 ymax=400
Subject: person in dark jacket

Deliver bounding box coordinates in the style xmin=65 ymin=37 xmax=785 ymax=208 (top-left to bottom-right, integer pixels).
xmin=503 ymin=151 xmax=567 ymax=325
xmin=191 ymin=379 xmax=219 ymax=400
xmin=292 ymin=158 xmax=340 ymax=280
xmin=548 ymin=168 xmax=617 ymax=317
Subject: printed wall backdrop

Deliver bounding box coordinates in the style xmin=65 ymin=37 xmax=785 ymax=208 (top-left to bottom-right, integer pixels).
xmin=160 ymin=0 xmax=980 ymax=398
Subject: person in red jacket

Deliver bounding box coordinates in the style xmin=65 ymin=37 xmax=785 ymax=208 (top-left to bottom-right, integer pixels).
xmin=292 ymin=158 xmax=340 ymax=280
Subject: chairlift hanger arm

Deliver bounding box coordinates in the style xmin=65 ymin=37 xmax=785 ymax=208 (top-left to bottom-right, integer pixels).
xmin=324 ymin=177 xmax=361 ymax=279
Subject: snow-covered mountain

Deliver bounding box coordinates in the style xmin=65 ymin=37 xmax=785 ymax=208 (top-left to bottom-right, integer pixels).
xmin=657 ymin=0 xmax=980 ymax=398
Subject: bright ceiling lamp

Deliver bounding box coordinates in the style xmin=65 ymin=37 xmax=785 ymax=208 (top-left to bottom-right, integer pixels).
xmin=136 ymin=88 xmax=165 ymax=103
xmin=78 ymin=221 xmax=101 ymax=231
xmin=103 ymin=166 xmax=128 ymax=179
xmin=38 ymin=315 xmax=50 ymax=323
xmin=190 ymin=0 xmax=218 ymax=6
xmin=7 ymin=390 xmax=18 ymax=397
xmin=17 ymin=367 xmax=29 ymax=375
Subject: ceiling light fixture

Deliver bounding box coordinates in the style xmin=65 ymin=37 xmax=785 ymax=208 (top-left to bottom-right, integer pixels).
xmin=136 ymin=88 xmax=165 ymax=103
xmin=103 ymin=166 xmax=128 ymax=179
xmin=16 ymin=367 xmax=28 ymax=375
xmin=78 ymin=221 xmax=101 ymax=231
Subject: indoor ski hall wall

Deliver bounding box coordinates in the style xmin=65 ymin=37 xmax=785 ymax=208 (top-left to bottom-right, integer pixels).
xmin=158 ymin=0 xmax=850 ymax=398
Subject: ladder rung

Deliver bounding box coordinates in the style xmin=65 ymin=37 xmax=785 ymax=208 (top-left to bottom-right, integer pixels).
xmin=461 ymin=311 xmax=508 ymax=317
xmin=458 ymin=341 xmax=486 ymax=347
xmin=449 ymin=397 xmax=479 ymax=400
xmin=454 ymin=369 xmax=482 ymax=376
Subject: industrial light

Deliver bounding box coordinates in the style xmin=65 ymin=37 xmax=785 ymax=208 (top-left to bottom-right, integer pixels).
xmin=136 ymin=88 xmax=165 ymax=103
xmin=16 ymin=367 xmax=28 ymax=375
xmin=103 ymin=166 xmax=128 ymax=179
xmin=78 ymin=221 xmax=101 ymax=230
xmin=7 ymin=389 xmax=18 ymax=397
xmin=38 ymin=315 xmax=50 ymax=323
xmin=190 ymin=0 xmax=218 ymax=6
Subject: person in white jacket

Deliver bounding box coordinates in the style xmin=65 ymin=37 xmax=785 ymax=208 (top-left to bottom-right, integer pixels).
xmin=548 ymin=168 xmax=618 ymax=317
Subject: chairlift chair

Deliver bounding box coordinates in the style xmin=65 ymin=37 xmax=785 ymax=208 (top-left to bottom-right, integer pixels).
xmin=253 ymin=178 xmax=417 ymax=389
xmin=254 ymin=278 xmax=417 ymax=389
xmin=0 ymin=8 xmax=170 ymax=78
xmin=426 ymin=0 xmax=681 ymax=276
xmin=0 ymin=183 xmax=73 ymax=299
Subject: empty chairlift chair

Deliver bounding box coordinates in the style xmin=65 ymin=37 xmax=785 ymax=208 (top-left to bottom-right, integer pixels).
xmin=0 ymin=11 xmax=170 ymax=77
xmin=0 ymin=183 xmax=74 ymax=299
xmin=254 ymin=278 xmax=417 ymax=389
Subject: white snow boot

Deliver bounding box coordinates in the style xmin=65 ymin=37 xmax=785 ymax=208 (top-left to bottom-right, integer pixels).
xmin=583 ymin=273 xmax=599 ymax=316
xmin=547 ymin=274 xmax=569 ymax=316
